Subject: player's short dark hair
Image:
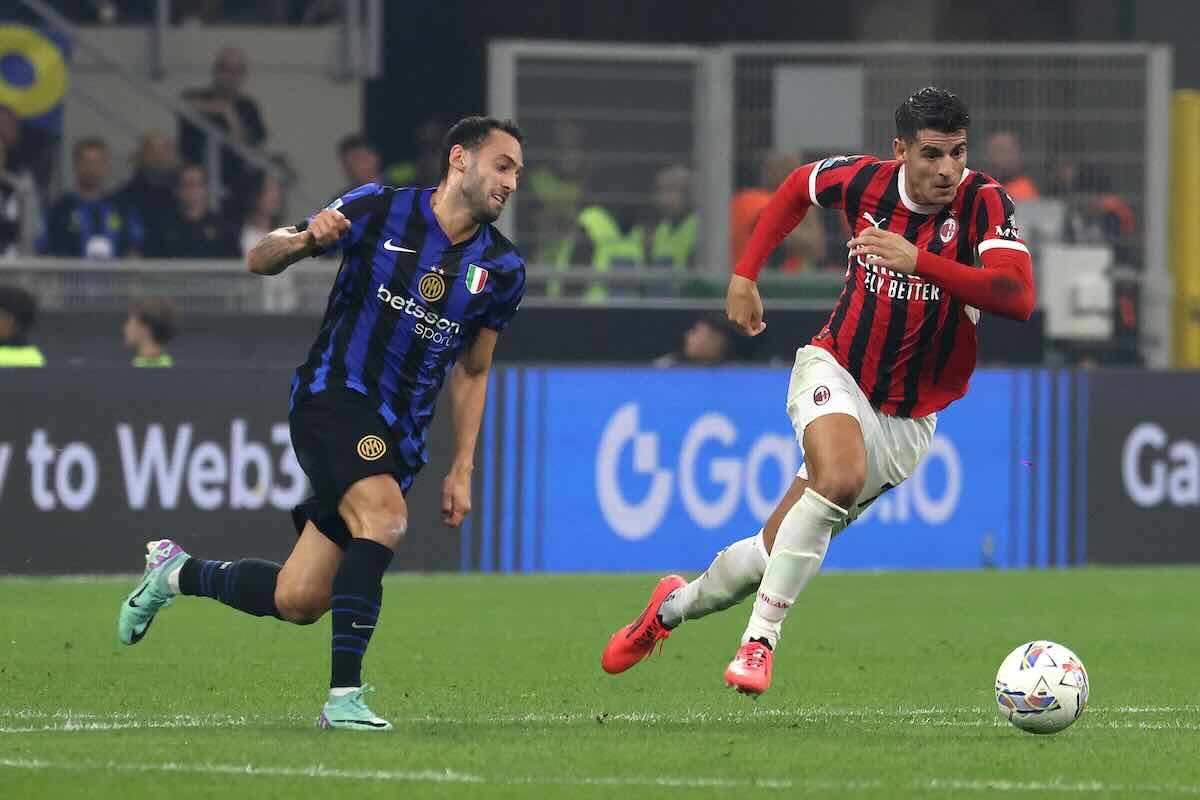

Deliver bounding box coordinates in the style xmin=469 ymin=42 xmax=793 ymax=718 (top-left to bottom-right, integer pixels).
xmin=130 ymin=298 xmax=178 ymax=345
xmin=439 ymin=116 xmax=523 ymax=179
xmin=0 ymin=286 xmax=36 ymax=333
xmin=338 ymin=133 xmax=377 ymax=157
xmin=895 ymin=87 xmax=970 ymax=142
xmin=73 ymin=136 xmax=107 ymax=160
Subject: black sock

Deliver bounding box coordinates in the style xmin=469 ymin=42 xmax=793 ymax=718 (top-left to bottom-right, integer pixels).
xmin=179 ymin=558 xmax=282 ymax=619
xmin=330 ymin=538 xmax=394 ymax=689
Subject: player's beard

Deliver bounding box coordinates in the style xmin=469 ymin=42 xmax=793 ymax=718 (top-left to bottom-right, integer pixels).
xmin=461 ymin=167 xmax=502 ymax=225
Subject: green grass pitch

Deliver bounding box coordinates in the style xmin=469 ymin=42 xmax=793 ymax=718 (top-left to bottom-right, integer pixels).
xmin=1 ymin=568 xmax=1198 ymax=798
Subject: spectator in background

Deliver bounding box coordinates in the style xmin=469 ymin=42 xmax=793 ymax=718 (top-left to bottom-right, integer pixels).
xmin=645 ymin=164 xmax=698 ymax=271
xmin=984 ymin=131 xmax=1040 ymax=201
xmin=115 ymin=132 xmax=179 ymax=240
xmin=236 ymin=170 xmax=283 ymax=256
xmin=384 ymin=117 xmax=444 ymax=187
xmin=528 ymin=119 xmax=588 ymax=268
xmin=0 ymin=104 xmax=56 ymax=199
xmin=147 ymin=163 xmax=238 ymax=258
xmin=123 ymin=298 xmax=177 ymax=367
xmin=0 ymin=286 xmax=45 ymax=366
xmin=179 ymin=47 xmax=267 ymax=194
xmin=731 ymin=151 xmax=829 ymax=272
xmin=653 ymin=313 xmax=736 ymax=368
xmin=0 ymin=137 xmax=39 ymax=257
xmin=732 ymin=150 xmax=796 ymax=264
xmin=41 ymin=137 xmax=143 ymax=258
xmin=1051 ymin=161 xmax=1137 ymax=266
xmin=337 ymin=133 xmax=382 ymax=193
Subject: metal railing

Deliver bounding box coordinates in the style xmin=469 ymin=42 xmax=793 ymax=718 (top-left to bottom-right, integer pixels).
xmin=144 ymin=0 xmax=382 ymax=80
xmin=0 ymin=258 xmax=845 ymax=313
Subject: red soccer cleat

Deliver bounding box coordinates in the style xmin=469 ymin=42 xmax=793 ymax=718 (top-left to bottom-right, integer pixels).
xmin=724 ymin=641 xmax=774 ymax=697
xmin=601 ymin=574 xmax=686 ymax=674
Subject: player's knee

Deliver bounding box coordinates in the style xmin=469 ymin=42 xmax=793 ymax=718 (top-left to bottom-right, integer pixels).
xmin=359 ymin=501 xmax=407 ymax=548
xmin=274 ymin=583 xmax=328 ymax=625
xmin=343 ymin=479 xmax=408 ymax=548
xmin=809 ymin=470 xmax=864 ymax=512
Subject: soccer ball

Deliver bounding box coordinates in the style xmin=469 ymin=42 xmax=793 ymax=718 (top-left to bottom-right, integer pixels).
xmin=994 ymin=640 xmax=1089 ymax=734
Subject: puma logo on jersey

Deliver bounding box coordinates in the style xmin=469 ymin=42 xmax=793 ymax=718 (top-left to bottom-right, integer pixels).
xmin=863 ymin=212 xmax=887 ymax=229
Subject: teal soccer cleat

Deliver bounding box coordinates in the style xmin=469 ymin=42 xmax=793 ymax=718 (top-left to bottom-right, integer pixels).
xmin=117 ymin=539 xmax=189 ymax=645
xmin=318 ymin=685 xmax=393 ymax=731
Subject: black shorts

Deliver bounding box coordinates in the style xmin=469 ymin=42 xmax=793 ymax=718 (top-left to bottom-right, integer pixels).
xmin=288 ymin=388 xmax=419 ymax=549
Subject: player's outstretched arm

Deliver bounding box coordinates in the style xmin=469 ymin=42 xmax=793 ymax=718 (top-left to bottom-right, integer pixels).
xmin=442 ymin=328 xmax=499 ymax=528
xmin=245 ymin=208 xmax=350 ymax=276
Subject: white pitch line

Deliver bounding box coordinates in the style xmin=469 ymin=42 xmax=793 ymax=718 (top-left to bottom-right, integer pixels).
xmin=4 ymin=716 xmax=1200 ymax=735
xmin=2 ymin=758 xmax=1200 ymax=795
xmin=2 ymin=705 xmax=1200 ymax=735
xmin=6 ymin=705 xmax=1195 ymax=722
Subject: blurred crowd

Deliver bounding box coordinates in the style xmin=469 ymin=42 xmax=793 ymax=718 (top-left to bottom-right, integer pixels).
xmin=519 ymin=122 xmax=1139 ymax=300
xmin=0 ymin=45 xmax=445 ymax=264
xmin=0 ymin=39 xmax=1138 ymax=325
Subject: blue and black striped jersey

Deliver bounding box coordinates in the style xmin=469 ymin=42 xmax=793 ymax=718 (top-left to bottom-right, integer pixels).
xmin=290 ymin=184 xmax=525 ymax=469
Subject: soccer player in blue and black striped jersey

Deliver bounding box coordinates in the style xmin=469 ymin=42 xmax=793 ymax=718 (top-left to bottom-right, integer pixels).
xmin=117 ymin=117 xmax=526 ymax=731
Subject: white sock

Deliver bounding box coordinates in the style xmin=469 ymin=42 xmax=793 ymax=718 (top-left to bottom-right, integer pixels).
xmin=166 ymin=565 xmax=183 ymax=595
xmin=659 ymin=532 xmax=768 ymax=628
xmin=329 ymin=686 xmax=359 ymax=698
xmin=743 ymin=489 xmax=847 ymax=648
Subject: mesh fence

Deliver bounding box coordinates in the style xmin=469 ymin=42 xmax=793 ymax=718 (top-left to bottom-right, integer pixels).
xmin=734 ymin=48 xmax=1151 ymax=276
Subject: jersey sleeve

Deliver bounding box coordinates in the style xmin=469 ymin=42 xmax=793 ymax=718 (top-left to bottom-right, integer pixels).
xmin=299 ymin=182 xmax=388 ymax=254
xmin=972 ymin=183 xmax=1030 ymax=260
xmin=807 ymin=155 xmax=877 ymax=210
xmin=482 ymin=259 xmax=526 ymax=332
xmin=914 ymin=181 xmax=1035 ymax=321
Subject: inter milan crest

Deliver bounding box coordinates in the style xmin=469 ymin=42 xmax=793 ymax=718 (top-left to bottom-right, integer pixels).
xmin=939 ymin=217 xmax=959 ymax=244
xmin=419 ymin=271 xmax=446 ymax=302
xmin=356 ymin=435 xmax=387 ymax=461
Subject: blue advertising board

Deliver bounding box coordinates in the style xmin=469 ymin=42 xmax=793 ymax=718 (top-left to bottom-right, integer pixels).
xmin=470 ymin=367 xmax=1085 ymax=573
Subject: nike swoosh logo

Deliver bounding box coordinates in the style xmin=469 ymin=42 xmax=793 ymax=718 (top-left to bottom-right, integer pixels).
xmin=383 ymin=240 xmax=416 ymax=253
xmin=330 ymin=718 xmax=388 ymax=727
xmin=128 ymin=583 xmax=149 ymax=608
xmin=350 ymin=621 xmax=375 ymax=630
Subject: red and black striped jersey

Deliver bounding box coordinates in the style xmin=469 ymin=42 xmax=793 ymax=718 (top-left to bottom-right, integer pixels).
xmin=802 ymin=155 xmax=1028 ymax=418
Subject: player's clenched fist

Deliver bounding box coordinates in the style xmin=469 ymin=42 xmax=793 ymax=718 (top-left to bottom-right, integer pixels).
xmin=847 ymin=227 xmax=919 ymax=274
xmin=726 ymin=274 xmax=767 ymax=337
xmin=307 ymin=208 xmax=351 ymax=249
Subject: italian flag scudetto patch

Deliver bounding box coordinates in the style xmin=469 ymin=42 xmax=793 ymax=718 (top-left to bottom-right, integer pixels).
xmin=465 ymin=264 xmax=489 ymax=294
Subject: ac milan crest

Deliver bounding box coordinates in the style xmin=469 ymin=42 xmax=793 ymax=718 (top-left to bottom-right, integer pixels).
xmin=813 ymin=385 xmax=830 ymax=405
xmin=939 ymin=217 xmax=959 ymax=244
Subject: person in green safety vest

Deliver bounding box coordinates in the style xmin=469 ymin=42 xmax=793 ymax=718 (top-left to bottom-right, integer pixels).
xmin=0 ymin=286 xmax=45 ymax=366
xmin=554 ymin=205 xmax=645 ymax=301
xmin=646 ymin=164 xmax=698 ymax=271
xmin=124 ymin=298 xmax=177 ymax=368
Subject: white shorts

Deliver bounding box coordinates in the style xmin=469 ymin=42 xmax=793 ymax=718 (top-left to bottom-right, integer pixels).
xmin=786 ymin=345 xmax=936 ymax=523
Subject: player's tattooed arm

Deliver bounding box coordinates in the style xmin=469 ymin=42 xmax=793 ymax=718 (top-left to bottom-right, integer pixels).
xmin=245 ymin=208 xmax=350 ymax=276
xmin=442 ymin=328 xmax=499 ymax=527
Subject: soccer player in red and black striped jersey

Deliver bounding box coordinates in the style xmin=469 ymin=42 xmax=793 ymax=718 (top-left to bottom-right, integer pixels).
xmin=602 ymin=87 xmax=1034 ymax=697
